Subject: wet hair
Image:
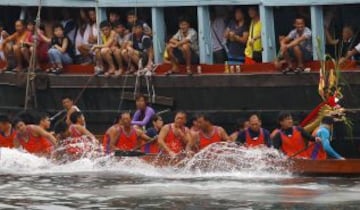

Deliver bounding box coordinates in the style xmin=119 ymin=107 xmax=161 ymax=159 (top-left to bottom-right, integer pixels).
xmin=88 ymin=8 xmax=96 ymax=13
xmin=178 ymin=16 xmax=190 ymax=24
xmin=248 ymin=6 xmax=259 ymax=14
xmin=343 ymin=24 xmax=354 ymax=33
xmin=175 ymin=110 xmax=187 ymax=116
xmin=127 ymin=10 xmax=136 ymax=17
xmin=109 ymin=10 xmax=119 ymax=16
xmin=53 ymin=23 xmax=64 ymax=31
xmin=151 ymin=115 xmax=162 ymax=123
xmin=235 ymin=118 xmax=247 ymax=130
xmin=322 ymin=116 xmax=335 ymax=125
xmin=15 ymin=111 xmax=36 ymax=124
xmin=35 ymin=112 xmax=49 ymax=124
xmin=12 ymin=117 xmax=24 ymax=127
xmin=70 ymin=111 xmax=83 ymax=124
xmin=133 ymin=21 xmax=143 ymax=28
xmin=54 ymin=121 xmax=68 ymax=134
xmin=0 ymin=114 xmax=10 ymax=123
xmin=100 ymin=20 xmax=111 ymax=29
xmin=16 ymin=19 xmax=26 ymax=26
xmin=197 ymin=113 xmax=213 ymax=124
xmin=27 ymin=19 xmax=35 ymax=25
xmin=278 ymin=112 xmax=292 ymax=122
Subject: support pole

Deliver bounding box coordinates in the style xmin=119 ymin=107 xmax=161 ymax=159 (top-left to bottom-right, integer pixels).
xmin=311 ymin=5 xmax=325 ymax=60
xmin=197 ymin=5 xmax=212 ymax=64
xmin=259 ymin=5 xmax=276 ymax=62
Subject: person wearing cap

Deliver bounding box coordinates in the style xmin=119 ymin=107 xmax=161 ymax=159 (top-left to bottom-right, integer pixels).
xmin=312 ymin=116 xmax=345 ymax=160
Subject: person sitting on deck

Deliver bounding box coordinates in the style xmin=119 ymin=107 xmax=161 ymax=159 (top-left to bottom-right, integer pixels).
xmin=142 ymin=115 xmax=164 ymax=154
xmin=0 ymin=20 xmax=32 ymax=72
xmin=280 ymin=16 xmax=312 ymax=74
xmin=38 ymin=23 xmax=73 ymax=74
xmin=126 ymin=10 xmax=152 ymax=36
xmin=32 ymin=24 xmax=50 ymax=70
xmin=131 ymin=94 xmax=155 ymax=129
xmin=111 ymin=21 xmax=130 ymax=74
xmin=165 ymin=16 xmax=199 ymax=75
xmin=73 ymin=9 xmax=91 ymax=64
xmin=230 ymin=118 xmax=250 ymax=142
xmin=0 ymin=22 xmax=9 ymax=66
xmin=122 ymin=21 xmax=153 ymax=74
xmin=272 ymin=112 xmax=320 ymax=159
xmin=191 ymin=113 xmax=230 ymax=152
xmin=312 ymin=116 xmax=345 ymax=160
xmin=108 ymin=10 xmax=121 ymax=28
xmin=157 ymin=111 xmax=193 ymax=158
xmin=77 ymin=8 xmax=98 ymax=63
xmin=103 ymin=112 xmax=153 ymax=154
xmin=224 ymin=8 xmax=249 ymax=64
xmin=339 ymin=26 xmax=360 ymax=64
xmin=69 ymin=111 xmax=95 ymax=139
xmin=236 ymin=114 xmax=271 ymax=147
xmin=92 ymin=21 xmax=119 ymax=77
xmin=13 ymin=118 xmax=57 ymax=156
xmin=61 ymin=96 xmax=82 ymax=126
xmin=0 ymin=114 xmax=16 ymax=148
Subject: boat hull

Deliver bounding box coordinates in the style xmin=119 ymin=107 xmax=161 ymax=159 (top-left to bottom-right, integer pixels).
xmin=290 ymin=159 xmax=360 ymax=176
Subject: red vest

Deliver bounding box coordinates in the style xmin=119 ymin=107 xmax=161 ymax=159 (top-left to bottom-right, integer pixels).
xmin=199 ymin=126 xmax=222 ymax=150
xmin=0 ymin=129 xmax=16 ymax=148
xmin=280 ymin=127 xmax=309 ymax=158
xmin=164 ymin=124 xmax=186 ymax=154
xmin=19 ymin=128 xmax=53 ymax=154
xmin=245 ymin=128 xmax=265 ymax=147
xmin=69 ymin=125 xmax=82 ymax=138
xmin=115 ymin=126 xmax=138 ymax=151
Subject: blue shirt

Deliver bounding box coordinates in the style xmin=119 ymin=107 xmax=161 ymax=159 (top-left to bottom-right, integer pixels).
xmin=131 ymin=106 xmax=156 ymax=128
xmin=316 ymin=125 xmax=343 ymax=159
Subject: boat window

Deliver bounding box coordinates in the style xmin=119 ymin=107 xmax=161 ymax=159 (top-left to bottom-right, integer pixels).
xmin=0 ymin=6 xmax=24 ymax=33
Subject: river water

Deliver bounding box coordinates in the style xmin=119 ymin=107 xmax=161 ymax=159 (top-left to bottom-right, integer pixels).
xmin=0 ymin=143 xmax=359 ymax=210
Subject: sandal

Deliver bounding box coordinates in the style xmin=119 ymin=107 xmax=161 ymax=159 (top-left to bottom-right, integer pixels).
xmin=45 ymin=67 xmax=55 ymax=73
xmin=53 ymin=67 xmax=63 ymax=75
xmin=186 ymin=66 xmax=193 ymax=76
xmin=282 ymin=67 xmax=293 ymax=75
xmin=94 ymin=66 xmax=104 ymax=75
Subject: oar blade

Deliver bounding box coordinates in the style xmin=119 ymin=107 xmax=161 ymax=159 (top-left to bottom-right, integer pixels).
xmin=114 ymin=150 xmax=147 ymax=157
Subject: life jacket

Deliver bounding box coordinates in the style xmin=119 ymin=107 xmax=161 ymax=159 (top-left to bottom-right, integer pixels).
xmin=115 ymin=126 xmax=138 ymax=151
xmin=69 ymin=124 xmax=82 ymax=138
xmin=19 ymin=127 xmax=53 ymax=155
xmin=0 ymin=128 xmax=16 ymax=148
xmin=164 ymin=124 xmax=186 ymax=154
xmin=245 ymin=128 xmax=265 ymax=147
xmin=280 ymin=127 xmax=309 ymax=158
xmin=198 ymin=126 xmax=222 ymax=150
xmin=308 ymin=128 xmax=327 ymax=160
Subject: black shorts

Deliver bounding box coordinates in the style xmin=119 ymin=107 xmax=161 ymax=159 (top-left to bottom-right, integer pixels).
xmin=173 ymin=48 xmax=199 ymax=65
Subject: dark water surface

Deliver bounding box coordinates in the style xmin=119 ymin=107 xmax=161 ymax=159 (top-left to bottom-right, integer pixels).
xmin=0 ymin=146 xmax=359 ymax=210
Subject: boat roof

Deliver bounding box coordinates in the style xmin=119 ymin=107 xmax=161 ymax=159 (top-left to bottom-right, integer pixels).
xmin=0 ymin=0 xmax=358 ymax=7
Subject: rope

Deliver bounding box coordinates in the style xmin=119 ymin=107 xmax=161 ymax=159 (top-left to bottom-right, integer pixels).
xmin=24 ymin=0 xmax=42 ymax=110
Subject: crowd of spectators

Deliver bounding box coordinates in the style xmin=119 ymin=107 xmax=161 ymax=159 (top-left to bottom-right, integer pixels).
xmin=0 ymin=6 xmax=358 ymax=75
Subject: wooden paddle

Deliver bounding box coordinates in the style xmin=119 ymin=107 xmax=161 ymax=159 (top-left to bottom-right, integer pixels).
xmin=114 ymin=136 xmax=158 ymax=157
xmin=289 ymin=143 xmax=316 ymax=158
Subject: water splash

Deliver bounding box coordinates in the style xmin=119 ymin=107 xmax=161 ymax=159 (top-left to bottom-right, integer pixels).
xmin=0 ymin=141 xmax=291 ymax=178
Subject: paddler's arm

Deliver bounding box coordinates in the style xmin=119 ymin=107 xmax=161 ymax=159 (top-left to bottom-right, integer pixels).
xmin=264 ymin=129 xmax=272 ymax=147
xmin=108 ymin=127 xmax=120 ymax=152
xmin=136 ymin=128 xmax=155 ymax=142
xmin=235 ymin=131 xmax=246 ymax=145
xmin=219 ymin=127 xmax=231 ymax=142
xmin=32 ymin=125 xmax=57 ymax=145
xmin=297 ymin=126 xmax=317 ymax=142
xmin=13 ymin=135 xmax=21 ymax=148
xmin=157 ymin=125 xmax=175 ymax=155
xmin=271 ymin=132 xmax=282 ymax=150
xmin=75 ymin=124 xmax=95 ymax=139
xmin=317 ymin=129 xmax=345 ymax=160
xmin=184 ymin=128 xmax=195 ymax=156
xmin=66 ymin=108 xmax=76 ymax=125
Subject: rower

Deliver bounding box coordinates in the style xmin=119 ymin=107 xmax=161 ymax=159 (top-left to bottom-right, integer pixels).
xmin=272 ymin=112 xmax=319 ymax=158
xmin=142 ymin=115 xmax=164 ymax=153
xmin=37 ymin=113 xmax=51 ymax=131
xmin=157 ymin=111 xmax=193 ymax=158
xmin=69 ymin=111 xmax=95 ymax=139
xmin=0 ymin=114 xmax=16 ymax=148
xmin=230 ymin=118 xmax=250 ymax=142
xmin=13 ymin=118 xmax=57 ymax=156
xmin=192 ymin=113 xmax=230 ymax=151
xmin=131 ymin=94 xmax=155 ymax=129
xmin=312 ymin=116 xmax=345 ymax=160
xmin=103 ymin=112 xmax=153 ymax=154
xmin=61 ymin=96 xmax=82 ymax=125
xmin=236 ymin=114 xmax=271 ymax=147
xmin=189 ymin=115 xmax=200 ymax=133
